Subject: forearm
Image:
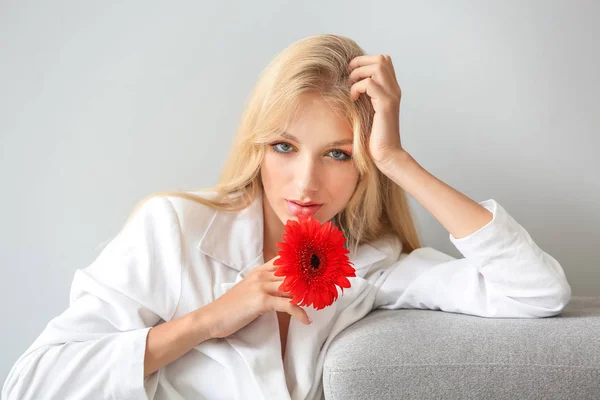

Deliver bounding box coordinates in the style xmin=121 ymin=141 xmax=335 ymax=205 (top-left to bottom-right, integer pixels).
xmin=379 ymin=150 xmax=493 ymax=240
xmin=144 ymin=307 xmax=214 ymax=378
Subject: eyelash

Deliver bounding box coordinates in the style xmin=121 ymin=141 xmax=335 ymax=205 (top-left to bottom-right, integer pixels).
xmin=268 ymin=141 xmax=352 ymax=162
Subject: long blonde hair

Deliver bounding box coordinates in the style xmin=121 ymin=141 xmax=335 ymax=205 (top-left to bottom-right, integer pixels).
xmin=126 ymin=33 xmax=422 ymax=254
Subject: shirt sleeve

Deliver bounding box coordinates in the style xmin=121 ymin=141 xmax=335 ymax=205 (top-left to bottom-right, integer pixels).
xmin=2 ymin=196 xmax=183 ymax=400
xmin=373 ymin=199 xmax=572 ymax=318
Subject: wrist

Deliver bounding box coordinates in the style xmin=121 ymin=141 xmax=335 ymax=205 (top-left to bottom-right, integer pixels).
xmin=188 ymin=305 xmax=216 ymax=342
xmin=376 ymin=149 xmax=414 ymax=175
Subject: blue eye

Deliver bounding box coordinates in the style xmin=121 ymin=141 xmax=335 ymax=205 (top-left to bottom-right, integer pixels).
xmin=329 ymin=149 xmax=351 ymax=161
xmin=268 ymin=142 xmax=352 ymax=163
xmin=271 ymin=142 xmax=294 ymax=153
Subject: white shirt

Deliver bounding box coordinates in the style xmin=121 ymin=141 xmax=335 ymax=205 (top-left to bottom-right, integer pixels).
xmin=2 ymin=190 xmax=572 ymax=400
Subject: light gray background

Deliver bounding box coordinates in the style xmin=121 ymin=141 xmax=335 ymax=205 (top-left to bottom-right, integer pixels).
xmin=1 ymin=0 xmax=598 ymax=386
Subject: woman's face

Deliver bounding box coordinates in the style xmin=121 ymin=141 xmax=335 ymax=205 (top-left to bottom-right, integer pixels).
xmin=261 ymin=93 xmax=359 ymax=228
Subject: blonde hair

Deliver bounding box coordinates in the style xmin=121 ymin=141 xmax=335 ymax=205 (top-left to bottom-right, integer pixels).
xmin=126 ymin=33 xmax=422 ymax=254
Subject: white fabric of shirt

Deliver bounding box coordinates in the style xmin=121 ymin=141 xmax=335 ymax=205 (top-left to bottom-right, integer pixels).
xmin=2 ymin=190 xmax=572 ymax=400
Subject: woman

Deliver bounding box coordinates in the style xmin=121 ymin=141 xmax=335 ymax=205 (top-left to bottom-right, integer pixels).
xmin=3 ymin=34 xmax=571 ymax=400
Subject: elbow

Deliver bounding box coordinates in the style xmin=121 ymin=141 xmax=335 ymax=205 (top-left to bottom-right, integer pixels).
xmin=512 ymin=253 xmax=573 ymax=318
xmin=536 ymin=290 xmax=571 ymax=318
xmin=488 ymin=277 xmax=573 ymax=319
xmin=548 ymin=281 xmax=572 ymax=316
xmin=537 ymin=258 xmax=572 ymax=317
xmin=538 ymin=248 xmax=572 ymax=316
xmin=513 ymin=282 xmax=572 ymax=318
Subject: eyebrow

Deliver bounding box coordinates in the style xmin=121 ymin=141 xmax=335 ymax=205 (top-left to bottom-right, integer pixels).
xmin=279 ymin=132 xmax=353 ymax=147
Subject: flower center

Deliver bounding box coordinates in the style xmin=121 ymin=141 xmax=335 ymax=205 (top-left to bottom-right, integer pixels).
xmin=310 ymin=254 xmax=320 ymax=269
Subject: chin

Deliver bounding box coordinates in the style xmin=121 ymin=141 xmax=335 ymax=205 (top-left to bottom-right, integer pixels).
xmin=283 ymin=212 xmax=327 ymax=225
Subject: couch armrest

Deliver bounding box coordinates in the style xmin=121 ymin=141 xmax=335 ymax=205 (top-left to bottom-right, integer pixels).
xmin=323 ymin=296 xmax=600 ymax=400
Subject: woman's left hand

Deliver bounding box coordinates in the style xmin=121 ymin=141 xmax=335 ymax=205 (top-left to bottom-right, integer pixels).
xmin=347 ymin=54 xmax=405 ymax=169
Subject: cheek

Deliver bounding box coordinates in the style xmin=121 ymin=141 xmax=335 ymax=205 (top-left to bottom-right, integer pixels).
xmin=261 ymin=152 xmax=289 ymax=188
xmin=324 ymin=167 xmax=359 ymax=199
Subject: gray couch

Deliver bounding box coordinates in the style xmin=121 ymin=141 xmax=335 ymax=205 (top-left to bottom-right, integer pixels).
xmin=323 ymin=296 xmax=600 ymax=400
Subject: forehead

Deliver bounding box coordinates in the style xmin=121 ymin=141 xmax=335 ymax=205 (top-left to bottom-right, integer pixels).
xmin=284 ymin=94 xmax=353 ymax=140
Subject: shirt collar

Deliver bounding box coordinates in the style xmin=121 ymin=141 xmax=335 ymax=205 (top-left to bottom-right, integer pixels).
xmin=197 ymin=190 xmax=395 ymax=273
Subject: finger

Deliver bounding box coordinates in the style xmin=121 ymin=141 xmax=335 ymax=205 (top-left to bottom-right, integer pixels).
xmin=273 ymin=297 xmax=311 ymax=325
xmin=387 ymin=55 xmax=397 ymax=77
xmin=348 ymin=64 xmax=395 ymax=88
xmin=270 ymin=272 xmax=286 ymax=282
xmin=348 ymin=54 xmax=391 ymax=73
xmin=265 ymin=280 xmax=292 ymax=297
xmin=348 ymin=64 xmax=376 ymax=84
xmin=268 ymin=255 xmax=280 ymax=265
xmin=269 ymin=263 xmax=282 ymax=274
xmin=261 ymin=256 xmax=280 ymax=269
xmin=350 ymin=77 xmax=387 ymax=102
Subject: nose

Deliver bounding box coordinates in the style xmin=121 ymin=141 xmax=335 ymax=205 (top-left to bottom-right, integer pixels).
xmin=294 ymin=154 xmax=321 ymax=194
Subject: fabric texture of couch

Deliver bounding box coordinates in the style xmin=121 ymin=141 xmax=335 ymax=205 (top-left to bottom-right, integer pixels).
xmin=323 ymin=296 xmax=599 ymax=400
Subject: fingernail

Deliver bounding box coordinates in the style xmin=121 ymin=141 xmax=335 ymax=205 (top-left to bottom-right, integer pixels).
xmin=308 ymin=317 xmax=313 ymax=324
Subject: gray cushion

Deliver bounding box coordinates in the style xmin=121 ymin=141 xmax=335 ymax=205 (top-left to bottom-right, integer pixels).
xmin=323 ymin=296 xmax=600 ymax=400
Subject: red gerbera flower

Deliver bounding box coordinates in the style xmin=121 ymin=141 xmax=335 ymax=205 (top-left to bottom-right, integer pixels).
xmin=273 ymin=214 xmax=356 ymax=310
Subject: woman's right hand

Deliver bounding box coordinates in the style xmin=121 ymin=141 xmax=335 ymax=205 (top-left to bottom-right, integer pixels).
xmin=204 ymin=256 xmax=312 ymax=339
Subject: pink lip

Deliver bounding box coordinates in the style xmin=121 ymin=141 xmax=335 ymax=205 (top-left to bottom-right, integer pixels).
xmin=286 ymin=200 xmax=323 ymax=216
